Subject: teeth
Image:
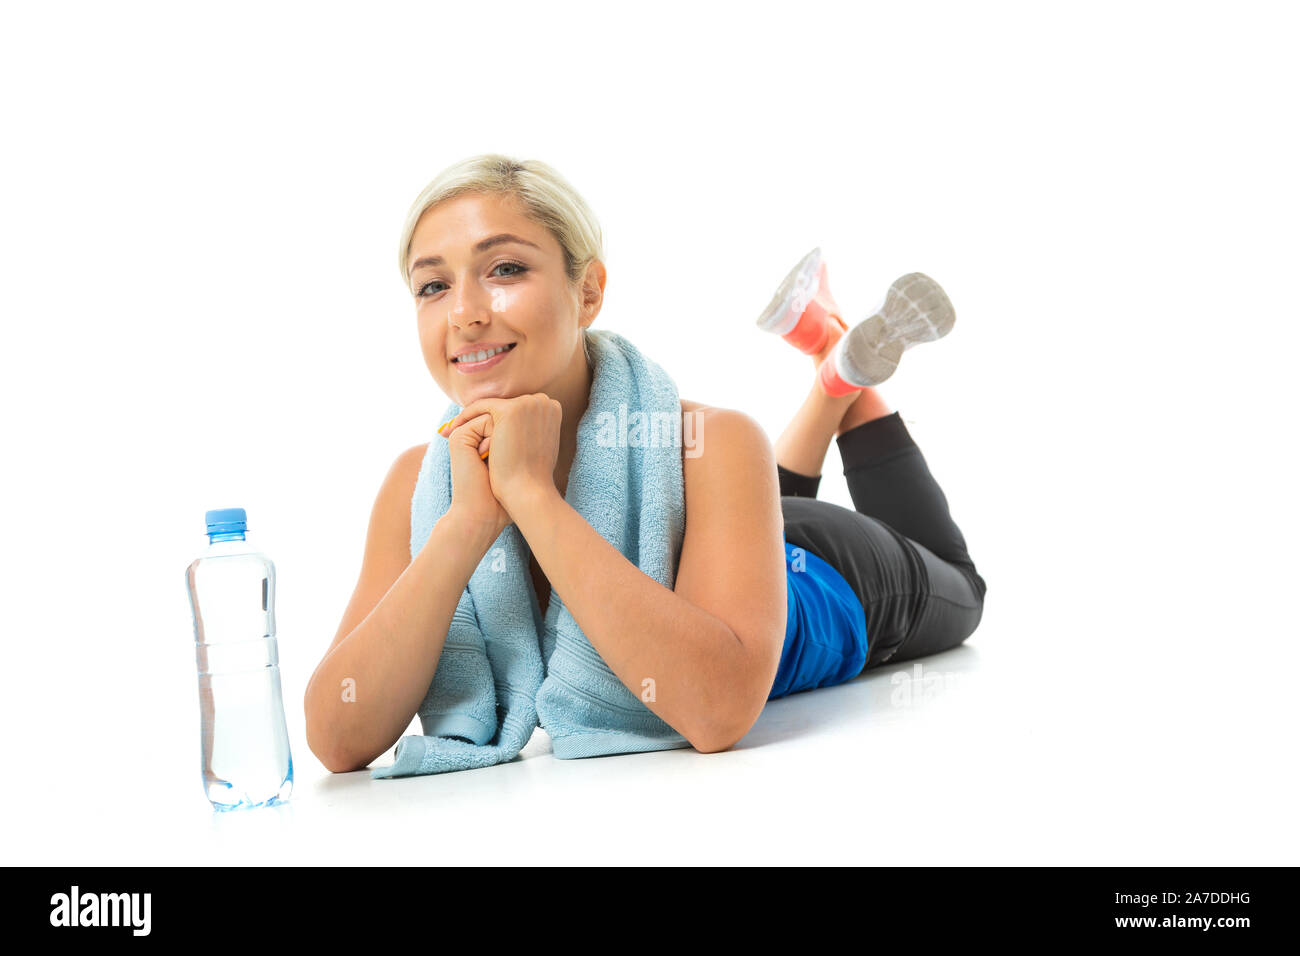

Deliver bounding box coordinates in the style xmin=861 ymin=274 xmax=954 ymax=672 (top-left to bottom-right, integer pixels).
xmin=456 ymin=344 xmax=512 ymax=363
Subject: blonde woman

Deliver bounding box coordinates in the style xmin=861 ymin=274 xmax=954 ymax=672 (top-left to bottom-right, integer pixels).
xmin=304 ymin=154 xmax=986 ymax=773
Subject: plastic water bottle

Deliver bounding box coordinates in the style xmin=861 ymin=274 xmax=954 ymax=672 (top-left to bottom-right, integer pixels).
xmin=185 ymin=508 xmax=293 ymax=811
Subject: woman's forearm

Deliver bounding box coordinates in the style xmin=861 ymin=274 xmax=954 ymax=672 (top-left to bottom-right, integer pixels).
xmin=304 ymin=512 xmax=499 ymax=772
xmin=509 ymin=484 xmax=754 ymax=752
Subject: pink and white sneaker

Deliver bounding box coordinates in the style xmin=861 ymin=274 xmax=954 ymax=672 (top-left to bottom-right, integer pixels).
xmin=755 ymin=247 xmax=849 ymax=355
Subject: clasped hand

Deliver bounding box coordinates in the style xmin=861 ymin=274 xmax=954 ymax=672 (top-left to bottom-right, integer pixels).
xmin=438 ymin=393 xmax=563 ymax=531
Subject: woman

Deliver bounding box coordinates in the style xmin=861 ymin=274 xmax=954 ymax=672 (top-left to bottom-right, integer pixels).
xmin=303 ymin=154 xmax=987 ymax=774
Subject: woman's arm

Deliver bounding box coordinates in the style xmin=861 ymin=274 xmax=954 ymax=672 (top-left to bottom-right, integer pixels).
xmin=303 ymin=445 xmax=500 ymax=773
xmin=509 ymin=408 xmax=787 ymax=752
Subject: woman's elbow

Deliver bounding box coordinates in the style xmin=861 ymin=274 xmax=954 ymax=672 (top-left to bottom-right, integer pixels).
xmin=686 ymin=700 xmax=745 ymax=755
xmin=309 ymin=731 xmax=371 ymax=774
xmin=305 ymin=689 xmax=365 ymax=773
xmin=691 ymin=712 xmax=754 ymax=754
xmin=305 ymin=722 xmax=347 ymax=773
xmin=690 ymin=646 xmax=774 ymax=754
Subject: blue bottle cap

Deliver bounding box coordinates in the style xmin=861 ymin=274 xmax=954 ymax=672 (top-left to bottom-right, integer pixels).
xmin=205 ymin=508 xmax=247 ymax=535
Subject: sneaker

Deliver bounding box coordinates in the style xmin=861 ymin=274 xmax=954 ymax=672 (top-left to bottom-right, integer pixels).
xmin=818 ymin=272 xmax=956 ymax=396
xmin=755 ymin=247 xmax=849 ymax=355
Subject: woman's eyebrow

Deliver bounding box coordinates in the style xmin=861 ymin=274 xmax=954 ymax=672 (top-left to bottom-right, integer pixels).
xmin=408 ymin=234 xmax=541 ymax=276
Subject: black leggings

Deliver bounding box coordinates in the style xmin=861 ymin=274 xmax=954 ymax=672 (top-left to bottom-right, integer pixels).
xmin=778 ymin=411 xmax=987 ymax=672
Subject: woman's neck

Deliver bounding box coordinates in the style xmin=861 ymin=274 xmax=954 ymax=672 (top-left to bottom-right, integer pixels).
xmin=547 ymin=343 xmax=593 ymax=497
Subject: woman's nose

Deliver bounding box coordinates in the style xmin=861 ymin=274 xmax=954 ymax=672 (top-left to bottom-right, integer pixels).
xmin=446 ymin=279 xmax=494 ymax=330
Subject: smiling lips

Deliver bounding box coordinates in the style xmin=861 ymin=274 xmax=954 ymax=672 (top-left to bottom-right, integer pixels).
xmin=452 ymin=341 xmax=517 ymax=372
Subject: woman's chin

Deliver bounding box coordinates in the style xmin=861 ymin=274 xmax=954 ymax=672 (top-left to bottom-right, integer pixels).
xmin=457 ymin=381 xmax=520 ymax=404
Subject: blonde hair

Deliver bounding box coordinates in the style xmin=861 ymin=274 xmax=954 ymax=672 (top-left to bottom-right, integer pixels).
xmin=397 ymin=154 xmax=605 ymax=361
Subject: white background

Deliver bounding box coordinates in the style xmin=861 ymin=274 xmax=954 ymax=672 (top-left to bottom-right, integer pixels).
xmin=2 ymin=0 xmax=1296 ymax=865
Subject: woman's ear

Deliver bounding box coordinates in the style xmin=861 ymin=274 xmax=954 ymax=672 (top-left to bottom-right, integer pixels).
xmin=580 ymin=259 xmax=606 ymax=319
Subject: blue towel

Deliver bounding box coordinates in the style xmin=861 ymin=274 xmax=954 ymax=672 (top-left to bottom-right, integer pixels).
xmin=371 ymin=328 xmax=693 ymax=778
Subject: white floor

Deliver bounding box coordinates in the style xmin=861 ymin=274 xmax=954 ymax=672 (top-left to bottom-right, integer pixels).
xmin=12 ymin=601 xmax=1296 ymax=865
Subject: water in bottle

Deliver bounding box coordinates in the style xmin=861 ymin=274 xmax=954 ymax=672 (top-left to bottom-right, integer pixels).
xmin=185 ymin=507 xmax=293 ymax=811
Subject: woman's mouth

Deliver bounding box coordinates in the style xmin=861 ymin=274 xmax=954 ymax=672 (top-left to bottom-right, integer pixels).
xmin=452 ymin=341 xmax=517 ymax=373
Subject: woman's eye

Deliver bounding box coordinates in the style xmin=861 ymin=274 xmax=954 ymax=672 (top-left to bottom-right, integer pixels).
xmin=414 ymin=262 xmax=526 ymax=299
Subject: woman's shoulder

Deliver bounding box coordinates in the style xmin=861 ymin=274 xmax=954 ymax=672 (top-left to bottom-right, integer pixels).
xmin=679 ymin=398 xmax=764 ymax=431
xmin=677 ymin=400 xmax=771 ymax=467
xmin=396 ymin=441 xmax=430 ymax=473
xmin=388 ymin=442 xmax=430 ymax=505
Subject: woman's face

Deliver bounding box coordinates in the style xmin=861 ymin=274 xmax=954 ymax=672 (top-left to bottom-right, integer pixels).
xmin=406 ymin=191 xmax=597 ymax=407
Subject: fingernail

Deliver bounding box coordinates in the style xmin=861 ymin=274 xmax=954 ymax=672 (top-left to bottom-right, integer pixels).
xmin=437 ymin=418 xmax=454 ymax=436
xmin=479 ymin=448 xmax=489 ymax=459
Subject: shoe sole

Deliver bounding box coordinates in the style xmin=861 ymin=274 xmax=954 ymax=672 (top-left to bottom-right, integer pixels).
xmin=755 ymin=247 xmax=823 ymax=336
xmin=823 ymin=272 xmax=956 ymax=392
